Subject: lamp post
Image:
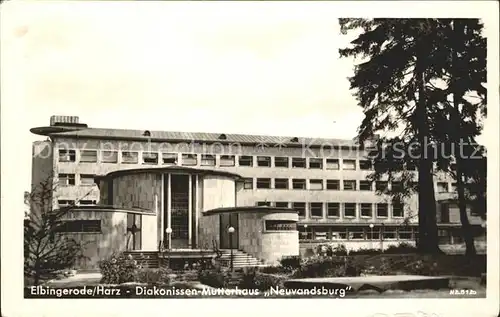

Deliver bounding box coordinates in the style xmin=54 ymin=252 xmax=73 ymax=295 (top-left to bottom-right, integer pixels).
xmin=380 ymin=223 xmax=385 ymax=252
xmin=369 ymin=224 xmax=374 ymax=249
xmin=165 ymin=227 xmax=172 ymax=268
xmin=228 ymin=226 xmax=235 ymax=271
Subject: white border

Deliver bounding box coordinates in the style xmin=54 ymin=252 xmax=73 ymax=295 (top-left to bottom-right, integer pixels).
xmin=1 ymin=1 xmax=499 ymax=317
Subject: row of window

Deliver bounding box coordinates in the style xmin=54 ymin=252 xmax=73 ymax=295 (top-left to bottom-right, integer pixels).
xmin=257 ymin=201 xmax=404 ymax=218
xmin=57 ymin=173 xmax=95 ymax=186
xmin=299 ymin=226 xmax=415 ymax=241
xmin=243 ymin=177 xmax=456 ymax=193
xmin=58 ymin=149 xmax=379 ymax=170
xmin=55 ymin=220 xmax=101 ymax=233
xmin=58 ymin=199 xmax=97 ymax=207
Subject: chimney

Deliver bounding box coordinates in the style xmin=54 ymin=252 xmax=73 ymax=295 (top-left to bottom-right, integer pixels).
xmin=50 ymin=115 xmax=80 ymax=126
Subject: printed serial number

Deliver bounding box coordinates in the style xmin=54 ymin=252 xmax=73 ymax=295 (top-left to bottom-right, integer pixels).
xmin=449 ymin=289 xmax=477 ymax=295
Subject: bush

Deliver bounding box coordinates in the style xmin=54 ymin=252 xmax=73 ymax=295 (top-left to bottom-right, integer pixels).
xmin=384 ymin=243 xmax=417 ymax=254
xmin=134 ymin=267 xmax=173 ymax=285
xmin=260 ymin=266 xmax=284 ymax=274
xmin=198 ymin=268 xmax=228 ymax=288
xmin=292 ymin=256 xmax=363 ymax=278
xmin=239 ymin=268 xmax=286 ymax=291
xmin=279 ymin=256 xmax=301 ymax=272
xmin=333 ymin=244 xmax=348 ymax=256
xmin=99 ymin=253 xmax=141 ymax=284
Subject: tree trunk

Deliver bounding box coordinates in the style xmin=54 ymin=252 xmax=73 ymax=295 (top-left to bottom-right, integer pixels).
xmin=415 ymin=35 xmax=441 ymax=254
xmin=451 ymin=20 xmax=476 ymax=257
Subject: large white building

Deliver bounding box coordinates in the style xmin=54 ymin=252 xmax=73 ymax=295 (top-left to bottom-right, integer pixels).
xmin=30 ymin=115 xmax=485 ymax=267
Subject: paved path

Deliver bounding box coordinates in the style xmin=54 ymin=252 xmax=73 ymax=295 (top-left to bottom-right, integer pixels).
xmin=45 ymin=273 xmax=102 ymax=287
xmin=284 ymin=275 xmax=451 ymax=292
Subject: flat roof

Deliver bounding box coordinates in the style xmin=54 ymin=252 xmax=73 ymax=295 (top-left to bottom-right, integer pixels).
xmin=54 ymin=205 xmax=156 ymax=215
xmin=203 ymin=206 xmax=299 ymax=216
xmin=30 ymin=125 xmax=359 ymax=149
xmin=95 ymin=166 xmax=242 ymax=182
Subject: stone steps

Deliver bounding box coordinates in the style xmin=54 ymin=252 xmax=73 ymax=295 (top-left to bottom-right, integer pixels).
xmin=217 ymin=249 xmax=264 ymax=269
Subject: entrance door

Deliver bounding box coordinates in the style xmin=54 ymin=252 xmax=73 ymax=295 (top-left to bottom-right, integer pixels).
xmin=169 ymin=174 xmax=190 ymax=249
xmin=219 ymin=213 xmax=239 ymax=249
xmin=126 ymin=214 xmax=142 ymax=250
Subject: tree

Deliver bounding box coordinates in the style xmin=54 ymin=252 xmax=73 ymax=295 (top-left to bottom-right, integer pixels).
xmin=339 ymin=18 xmax=487 ymax=255
xmin=427 ymin=19 xmax=486 ymax=255
xmin=339 ymin=18 xmax=448 ymax=253
xmin=24 ymin=176 xmax=90 ymax=286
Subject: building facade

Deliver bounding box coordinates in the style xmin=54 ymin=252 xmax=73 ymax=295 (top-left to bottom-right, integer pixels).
xmin=30 ymin=115 xmax=486 ymax=266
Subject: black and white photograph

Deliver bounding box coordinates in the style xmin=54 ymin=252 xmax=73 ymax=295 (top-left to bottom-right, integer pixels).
xmin=1 ymin=1 xmax=498 ymax=317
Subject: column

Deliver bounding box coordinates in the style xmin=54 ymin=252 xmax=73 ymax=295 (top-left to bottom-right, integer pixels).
xmin=188 ymin=174 xmax=193 ymax=248
xmin=167 ymin=174 xmax=171 ymax=231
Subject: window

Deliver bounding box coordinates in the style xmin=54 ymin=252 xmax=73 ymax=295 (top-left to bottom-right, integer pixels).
xmin=309 ymin=179 xmax=323 ymax=190
xmin=56 ymin=220 xmax=101 ymax=233
xmin=308 ymin=158 xmax=323 ymax=169
xmin=331 ymin=227 xmax=348 ymax=240
xmin=360 ymin=203 xmax=372 ymax=217
xmin=382 ymin=228 xmax=397 ymax=240
xmin=122 ymin=151 xmax=139 ymax=164
xmin=274 ymin=178 xmax=289 ymax=189
xmin=327 ymin=203 xmax=340 ymax=217
xmin=58 ymin=174 xmax=75 ymax=186
xmin=376 ymin=181 xmax=388 ymax=191
xmin=80 ymin=174 xmax=95 ymax=186
xmin=143 ymin=152 xmax=159 ymax=164
xmin=310 ymin=203 xmax=323 ymax=217
xmin=342 ymin=159 xmax=356 ymax=170
xmin=392 ymin=202 xmax=404 ymax=218
xmin=436 ymin=182 xmax=449 ymax=193
xmin=220 ymin=155 xmax=235 ymax=167
xmin=162 ymin=153 xmax=178 ymax=165
xmin=59 ymin=149 xmax=76 ymax=162
xmin=343 ymin=180 xmax=356 ymax=191
xmin=326 ymin=179 xmax=340 ymax=190
xmin=102 ymin=151 xmax=118 ymax=163
xmin=79 ymin=200 xmax=97 ymax=205
xmin=80 ymin=150 xmax=97 ymax=163
xmin=265 ymin=220 xmax=296 ymax=231
xmin=344 ymin=203 xmax=356 ymax=218
xmin=256 ymin=178 xmax=271 ymax=189
xmin=326 ymin=158 xmax=340 ymax=170
xmin=391 ymin=181 xmax=402 ymax=192
xmin=257 ymin=201 xmax=271 ymax=207
xmin=257 ymin=156 xmax=271 ymax=167
xmin=314 ymin=229 xmax=328 ymax=241
xmin=275 ymin=202 xmax=289 ymax=208
xmin=360 ymin=180 xmax=373 ymax=191
xmin=398 ymin=229 xmax=413 ymax=240
xmin=274 ymin=156 xmax=289 ymax=168
xmin=181 ymin=154 xmax=197 ymax=166
xmin=359 ymin=160 xmax=372 ymax=170
xmin=451 ymin=182 xmax=457 ymax=192
xmin=57 ymin=200 xmax=75 ymax=207
xmin=239 ymin=155 xmax=253 ymax=167
xmin=200 ymin=154 xmax=215 ymax=166
xmin=292 ymin=179 xmax=306 ymax=190
xmin=292 ymin=202 xmax=306 ymax=218
xmin=348 ymin=228 xmax=365 ymax=240
xmin=377 ymin=203 xmax=389 ymax=218
xmin=242 ymin=178 xmax=253 ymax=190
xmin=291 ymin=157 xmax=306 ymax=168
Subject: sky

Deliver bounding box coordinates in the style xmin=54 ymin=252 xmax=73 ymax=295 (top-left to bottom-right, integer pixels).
xmin=0 ymin=1 xmax=496 ymax=191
